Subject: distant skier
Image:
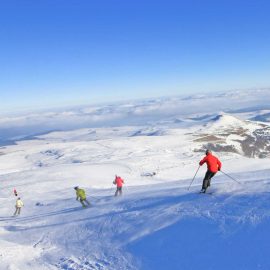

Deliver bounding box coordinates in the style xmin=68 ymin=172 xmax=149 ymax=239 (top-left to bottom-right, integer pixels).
xmin=199 ymin=150 xmax=222 ymax=193
xmin=141 ymin=172 xmax=156 ymax=177
xmin=13 ymin=197 xmax=24 ymax=216
xmin=113 ymin=175 xmax=124 ymax=196
xmin=74 ymin=186 xmax=91 ymax=207
xmin=13 ymin=188 xmax=18 ymax=196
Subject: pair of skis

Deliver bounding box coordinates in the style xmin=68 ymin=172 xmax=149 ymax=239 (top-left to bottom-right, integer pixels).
xmin=199 ymin=190 xmax=213 ymax=195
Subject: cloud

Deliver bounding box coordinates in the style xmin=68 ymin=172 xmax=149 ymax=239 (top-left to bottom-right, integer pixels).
xmin=0 ymin=89 xmax=269 ymax=142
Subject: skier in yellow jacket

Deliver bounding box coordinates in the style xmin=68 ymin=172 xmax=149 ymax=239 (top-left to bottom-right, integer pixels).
xmin=74 ymin=186 xmax=91 ymax=207
xmin=13 ymin=197 xmax=24 ymax=216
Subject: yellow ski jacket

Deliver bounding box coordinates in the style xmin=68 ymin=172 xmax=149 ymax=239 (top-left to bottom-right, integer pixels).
xmin=76 ymin=188 xmax=86 ymax=200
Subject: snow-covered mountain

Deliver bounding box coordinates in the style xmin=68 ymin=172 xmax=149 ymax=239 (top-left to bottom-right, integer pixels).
xmin=0 ymin=89 xmax=270 ymax=269
xmin=193 ymin=114 xmax=270 ymax=158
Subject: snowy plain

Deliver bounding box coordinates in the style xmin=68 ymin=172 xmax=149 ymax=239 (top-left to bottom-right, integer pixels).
xmin=0 ymin=89 xmax=270 ymax=269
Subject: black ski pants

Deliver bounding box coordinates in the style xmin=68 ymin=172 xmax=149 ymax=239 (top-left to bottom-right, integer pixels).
xmin=202 ymin=170 xmax=216 ymax=190
xmin=115 ymin=187 xmax=123 ymax=196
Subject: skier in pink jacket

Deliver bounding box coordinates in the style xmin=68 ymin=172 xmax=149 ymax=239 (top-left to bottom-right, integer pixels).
xmin=113 ymin=175 xmax=125 ymax=196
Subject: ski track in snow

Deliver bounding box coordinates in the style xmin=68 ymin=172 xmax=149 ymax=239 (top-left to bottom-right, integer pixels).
xmin=1 ymin=175 xmax=270 ymax=269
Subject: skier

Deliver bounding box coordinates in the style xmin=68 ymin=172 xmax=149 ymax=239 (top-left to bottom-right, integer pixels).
xmin=13 ymin=188 xmax=18 ymax=196
xmin=74 ymin=186 xmax=91 ymax=207
xmin=141 ymin=172 xmax=156 ymax=177
xmin=113 ymin=175 xmax=124 ymax=196
xmin=13 ymin=197 xmax=24 ymax=216
xmin=199 ymin=149 xmax=222 ymax=193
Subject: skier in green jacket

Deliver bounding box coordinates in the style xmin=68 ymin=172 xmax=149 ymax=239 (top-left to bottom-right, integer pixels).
xmin=74 ymin=186 xmax=91 ymax=207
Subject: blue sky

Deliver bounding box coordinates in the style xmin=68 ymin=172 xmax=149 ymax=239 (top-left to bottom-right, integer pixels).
xmin=0 ymin=0 xmax=270 ymax=112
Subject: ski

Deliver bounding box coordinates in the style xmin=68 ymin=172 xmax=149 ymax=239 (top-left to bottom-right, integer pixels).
xmin=198 ymin=191 xmax=213 ymax=195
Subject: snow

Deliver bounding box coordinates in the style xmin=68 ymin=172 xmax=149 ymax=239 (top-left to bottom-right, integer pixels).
xmin=1 ymin=88 xmax=270 ymax=144
xmin=0 ymin=89 xmax=270 ymax=269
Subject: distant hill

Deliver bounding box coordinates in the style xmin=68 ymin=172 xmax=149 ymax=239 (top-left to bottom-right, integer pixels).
xmin=193 ymin=114 xmax=270 ymax=158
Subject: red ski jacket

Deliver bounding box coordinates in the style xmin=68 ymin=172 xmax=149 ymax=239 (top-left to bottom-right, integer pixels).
xmin=114 ymin=176 xmax=124 ymax=187
xmin=199 ymin=153 xmax=222 ymax=173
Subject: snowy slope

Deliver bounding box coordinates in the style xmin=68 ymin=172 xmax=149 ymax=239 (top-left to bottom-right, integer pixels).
xmin=0 ymin=90 xmax=270 ymax=269
xmin=1 ymin=167 xmax=270 ymax=269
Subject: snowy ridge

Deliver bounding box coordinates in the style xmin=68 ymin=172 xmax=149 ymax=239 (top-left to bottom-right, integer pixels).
xmin=206 ymin=113 xmax=248 ymax=129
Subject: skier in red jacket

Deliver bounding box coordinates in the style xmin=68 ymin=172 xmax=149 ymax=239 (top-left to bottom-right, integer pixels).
xmin=113 ymin=175 xmax=124 ymax=196
xmin=199 ymin=150 xmax=222 ymax=193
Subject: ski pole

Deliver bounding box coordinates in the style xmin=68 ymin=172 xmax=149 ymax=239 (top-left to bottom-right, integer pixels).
xmin=220 ymin=170 xmax=241 ymax=185
xmin=110 ymin=183 xmax=115 ymax=194
xmin=187 ymin=166 xmax=200 ymax=190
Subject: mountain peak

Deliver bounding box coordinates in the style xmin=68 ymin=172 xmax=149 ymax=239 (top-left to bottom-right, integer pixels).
xmin=208 ymin=113 xmax=245 ymax=130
